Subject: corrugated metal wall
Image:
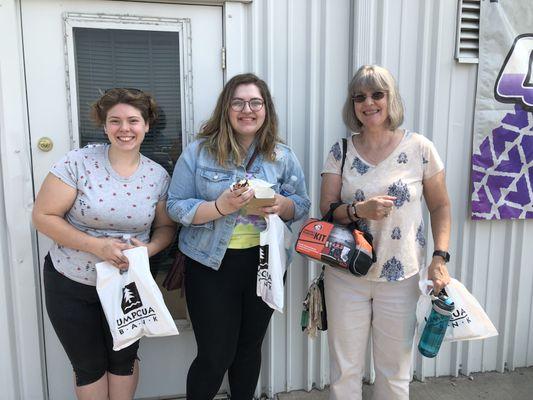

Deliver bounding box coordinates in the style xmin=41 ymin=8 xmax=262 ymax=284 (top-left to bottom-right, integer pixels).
xmin=232 ymin=0 xmax=533 ymax=396
xmin=0 ymin=1 xmax=46 ymax=399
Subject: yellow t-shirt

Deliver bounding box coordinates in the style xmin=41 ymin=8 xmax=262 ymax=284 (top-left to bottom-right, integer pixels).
xmin=227 ymin=212 xmax=266 ymax=249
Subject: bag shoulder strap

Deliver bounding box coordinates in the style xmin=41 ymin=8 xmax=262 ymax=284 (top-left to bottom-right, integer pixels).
xmin=340 ymin=137 xmax=348 ymax=174
xmin=322 ymin=138 xmax=348 ymax=223
xmin=245 ymin=147 xmax=260 ymax=172
xmin=323 ymin=201 xmax=344 ymax=222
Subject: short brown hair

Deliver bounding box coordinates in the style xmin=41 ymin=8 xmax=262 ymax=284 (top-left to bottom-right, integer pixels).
xmin=91 ymin=88 xmax=158 ymax=126
xmin=197 ymin=73 xmax=281 ymax=166
xmin=342 ymin=65 xmax=404 ymax=132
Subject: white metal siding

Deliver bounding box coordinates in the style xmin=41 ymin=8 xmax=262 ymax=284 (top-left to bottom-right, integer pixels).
xmin=0 ymin=164 xmax=19 ymax=400
xmin=232 ymin=0 xmax=533 ymax=396
xmin=0 ymin=1 xmax=46 ymax=399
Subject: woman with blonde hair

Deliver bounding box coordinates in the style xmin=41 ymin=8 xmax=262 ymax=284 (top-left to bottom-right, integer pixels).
xmin=167 ymin=73 xmax=310 ymax=399
xmin=320 ymin=65 xmax=451 ymax=399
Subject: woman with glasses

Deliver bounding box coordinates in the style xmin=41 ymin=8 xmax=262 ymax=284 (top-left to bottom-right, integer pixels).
xmin=32 ymin=88 xmax=176 ymax=400
xmin=320 ymin=65 xmax=451 ymax=399
xmin=167 ymin=73 xmax=310 ymax=400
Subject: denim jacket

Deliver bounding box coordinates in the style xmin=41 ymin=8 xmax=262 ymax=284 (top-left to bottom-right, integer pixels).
xmin=167 ymin=139 xmax=310 ymax=270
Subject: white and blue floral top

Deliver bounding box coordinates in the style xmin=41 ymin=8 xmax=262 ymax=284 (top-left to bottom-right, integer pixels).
xmin=322 ymin=130 xmax=444 ymax=282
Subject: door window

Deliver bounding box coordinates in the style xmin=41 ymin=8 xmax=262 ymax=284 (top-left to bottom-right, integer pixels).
xmin=75 ymin=27 xmax=183 ymax=173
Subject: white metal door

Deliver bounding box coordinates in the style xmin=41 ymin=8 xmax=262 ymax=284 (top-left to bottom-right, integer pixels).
xmin=21 ymin=1 xmax=223 ymax=398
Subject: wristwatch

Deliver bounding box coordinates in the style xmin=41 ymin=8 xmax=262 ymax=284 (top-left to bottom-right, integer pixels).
xmin=432 ymin=250 xmax=450 ymax=263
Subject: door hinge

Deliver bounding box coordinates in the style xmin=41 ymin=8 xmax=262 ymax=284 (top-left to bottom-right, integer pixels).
xmin=221 ymin=47 xmax=226 ymax=70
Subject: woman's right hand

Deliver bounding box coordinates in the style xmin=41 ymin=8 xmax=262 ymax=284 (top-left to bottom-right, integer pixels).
xmin=356 ymin=195 xmax=396 ymax=220
xmin=216 ymin=186 xmax=255 ymax=215
xmin=92 ymin=238 xmax=133 ymax=270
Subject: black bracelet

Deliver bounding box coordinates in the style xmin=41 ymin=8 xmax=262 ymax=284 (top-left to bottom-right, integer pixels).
xmin=214 ymin=200 xmax=226 ymax=216
xmin=346 ymin=204 xmax=356 ymax=222
xmin=351 ymin=202 xmax=360 ymax=219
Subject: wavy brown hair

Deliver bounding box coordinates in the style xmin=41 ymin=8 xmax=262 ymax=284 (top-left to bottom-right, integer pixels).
xmin=198 ymin=73 xmax=281 ymax=166
xmin=91 ymin=88 xmax=158 ymax=127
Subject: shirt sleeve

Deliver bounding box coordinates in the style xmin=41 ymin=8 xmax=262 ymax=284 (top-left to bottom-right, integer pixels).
xmin=158 ymin=171 xmax=171 ymax=201
xmin=280 ymin=148 xmax=311 ymax=224
xmin=422 ymin=139 xmax=444 ymax=180
xmin=166 ymin=141 xmax=206 ymax=226
xmin=321 ymin=140 xmax=343 ymax=175
xmin=49 ymin=150 xmax=80 ymax=188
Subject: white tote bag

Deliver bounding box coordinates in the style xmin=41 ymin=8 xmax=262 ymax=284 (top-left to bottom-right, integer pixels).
xmin=257 ymin=214 xmax=291 ymax=312
xmin=417 ymin=271 xmax=498 ymax=342
xmin=96 ymin=246 xmax=178 ymax=351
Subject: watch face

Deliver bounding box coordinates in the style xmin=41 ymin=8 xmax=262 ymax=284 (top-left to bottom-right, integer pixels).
xmin=433 ymin=250 xmax=450 ymax=262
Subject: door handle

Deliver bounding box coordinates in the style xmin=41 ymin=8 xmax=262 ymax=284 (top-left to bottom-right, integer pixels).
xmin=37 ymin=137 xmax=53 ymax=152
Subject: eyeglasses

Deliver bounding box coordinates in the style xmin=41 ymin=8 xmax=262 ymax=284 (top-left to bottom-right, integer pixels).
xmin=230 ymin=98 xmax=265 ymax=112
xmin=352 ymin=91 xmax=386 ymax=103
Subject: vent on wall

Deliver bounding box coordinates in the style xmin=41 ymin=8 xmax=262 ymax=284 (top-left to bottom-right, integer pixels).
xmin=455 ymin=0 xmax=480 ymax=63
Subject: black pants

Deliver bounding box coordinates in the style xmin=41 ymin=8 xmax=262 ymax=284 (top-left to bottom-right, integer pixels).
xmin=185 ymin=247 xmax=274 ymax=400
xmin=43 ymin=254 xmax=139 ymax=386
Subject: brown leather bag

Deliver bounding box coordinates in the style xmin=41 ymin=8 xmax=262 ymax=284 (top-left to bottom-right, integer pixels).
xmin=162 ymin=233 xmax=186 ymax=295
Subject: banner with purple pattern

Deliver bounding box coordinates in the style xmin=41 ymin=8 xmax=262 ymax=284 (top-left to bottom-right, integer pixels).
xmin=471 ymin=1 xmax=533 ymax=220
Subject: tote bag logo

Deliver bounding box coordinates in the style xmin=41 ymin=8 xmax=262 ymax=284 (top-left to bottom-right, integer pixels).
xmin=121 ymin=282 xmax=143 ymax=313
xmin=259 ymin=244 xmax=269 ymax=269
xmin=450 ymin=307 xmax=471 ymax=327
xmin=258 ymin=244 xmax=272 ymax=289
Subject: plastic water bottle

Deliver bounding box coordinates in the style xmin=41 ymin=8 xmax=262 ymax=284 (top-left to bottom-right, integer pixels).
xmin=418 ymin=293 xmax=454 ymax=358
xmin=280 ymin=175 xmax=297 ymax=196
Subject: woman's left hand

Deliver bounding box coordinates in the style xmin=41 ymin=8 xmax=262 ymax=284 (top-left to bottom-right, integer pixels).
xmin=130 ymin=237 xmax=155 ymax=257
xmin=261 ymin=194 xmax=294 ymax=220
xmin=428 ymin=257 xmax=451 ymax=295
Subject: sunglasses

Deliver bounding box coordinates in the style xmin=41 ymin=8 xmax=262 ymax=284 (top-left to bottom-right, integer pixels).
xmin=352 ymin=91 xmax=386 ymax=103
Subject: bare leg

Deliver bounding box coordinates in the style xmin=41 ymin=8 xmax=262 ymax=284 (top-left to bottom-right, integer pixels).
xmin=108 ymin=359 xmax=139 ymax=400
xmin=75 ymin=373 xmax=109 ymax=400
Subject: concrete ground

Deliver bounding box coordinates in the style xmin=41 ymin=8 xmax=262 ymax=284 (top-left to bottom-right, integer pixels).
xmin=276 ymin=367 xmax=533 ymax=400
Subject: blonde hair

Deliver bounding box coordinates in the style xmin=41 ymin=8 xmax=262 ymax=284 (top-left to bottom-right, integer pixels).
xmin=197 ymin=73 xmax=281 ymax=166
xmin=342 ymin=65 xmax=404 ymax=132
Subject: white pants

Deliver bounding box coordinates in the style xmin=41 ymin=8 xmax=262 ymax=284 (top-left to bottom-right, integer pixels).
xmin=325 ymin=267 xmax=419 ymax=400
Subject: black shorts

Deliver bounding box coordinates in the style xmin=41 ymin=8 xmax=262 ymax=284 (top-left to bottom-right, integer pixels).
xmin=43 ymin=254 xmax=139 ymax=386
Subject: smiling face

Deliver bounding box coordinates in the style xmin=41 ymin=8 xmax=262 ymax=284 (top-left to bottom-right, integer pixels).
xmin=104 ymin=103 xmax=149 ymax=152
xmin=228 ymin=84 xmax=266 ymax=145
xmin=353 ymin=88 xmax=389 ymax=130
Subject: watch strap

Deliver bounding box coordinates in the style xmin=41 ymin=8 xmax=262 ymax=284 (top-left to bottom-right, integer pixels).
xmin=432 ymin=250 xmax=450 ymax=263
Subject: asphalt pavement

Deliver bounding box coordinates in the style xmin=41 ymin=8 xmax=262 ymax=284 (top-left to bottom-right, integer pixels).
xmin=276 ymin=367 xmax=533 ymax=400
